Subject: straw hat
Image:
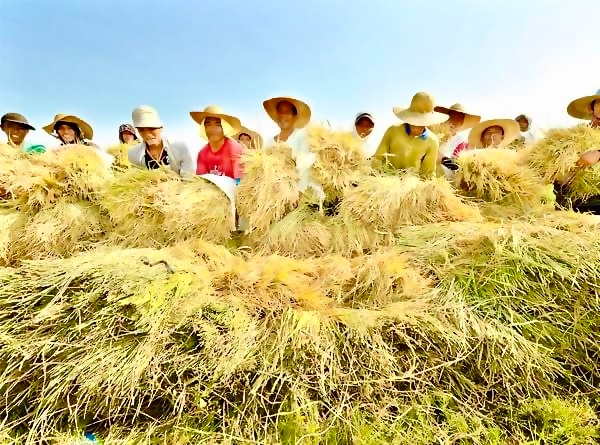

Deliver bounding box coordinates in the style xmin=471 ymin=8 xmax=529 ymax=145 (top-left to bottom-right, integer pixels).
xmin=467 ymin=119 xmax=521 ymax=149
xmin=132 ymin=105 xmax=163 ymax=128
xmin=434 ymin=103 xmax=481 ymax=132
xmin=233 ymin=126 xmax=263 ymax=148
xmin=263 ymin=96 xmax=311 ymax=129
xmin=567 ymin=89 xmax=600 ymax=120
xmin=43 ymin=113 xmax=93 ymax=140
xmin=1 ymin=112 xmax=35 ymax=131
xmin=191 ymin=105 xmax=242 ymax=139
xmin=393 ymin=92 xmax=449 ymax=126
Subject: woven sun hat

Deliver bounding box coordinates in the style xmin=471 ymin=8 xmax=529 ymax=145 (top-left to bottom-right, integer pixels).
xmin=263 ymin=96 xmax=311 ymax=129
xmin=190 ymin=105 xmax=242 ymax=139
xmin=1 ymin=112 xmax=35 ymax=131
xmin=43 ymin=113 xmax=93 ymax=139
xmin=434 ymin=103 xmax=481 ymax=132
xmin=393 ymin=92 xmax=449 ymax=126
xmin=468 ymin=119 xmax=521 ymax=149
xmin=567 ymin=89 xmax=600 ymax=120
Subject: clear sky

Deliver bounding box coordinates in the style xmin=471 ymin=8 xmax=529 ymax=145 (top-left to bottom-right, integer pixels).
xmin=1 ymin=0 xmax=598 ymax=149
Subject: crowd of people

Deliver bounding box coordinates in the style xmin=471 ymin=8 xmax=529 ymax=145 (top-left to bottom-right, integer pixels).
xmin=2 ymin=89 xmax=600 ymax=205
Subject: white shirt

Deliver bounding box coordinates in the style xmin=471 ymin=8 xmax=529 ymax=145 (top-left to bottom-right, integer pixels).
xmin=352 ymin=128 xmax=375 ymax=158
xmin=128 ymin=138 xmax=196 ymax=177
xmin=439 ymin=130 xmax=469 ymax=179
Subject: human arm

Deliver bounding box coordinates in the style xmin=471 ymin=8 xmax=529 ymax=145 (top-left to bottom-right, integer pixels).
xmin=231 ymin=141 xmax=244 ymax=180
xmin=576 ymin=150 xmax=600 ymax=169
xmin=371 ymin=127 xmax=392 ymax=169
xmin=420 ymin=139 xmax=438 ymax=177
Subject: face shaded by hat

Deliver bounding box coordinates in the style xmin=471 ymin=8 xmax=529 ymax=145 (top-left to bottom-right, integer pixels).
xmin=263 ymin=96 xmax=311 ymax=130
xmin=191 ymin=105 xmax=242 ymax=142
xmin=567 ymin=89 xmax=600 ymax=120
xmin=434 ymin=104 xmax=481 ymax=132
xmin=468 ymin=119 xmax=520 ymax=149
xmin=43 ymin=114 xmax=94 ymax=145
xmin=233 ymin=126 xmax=263 ymax=149
xmin=1 ymin=113 xmax=35 ymax=146
xmin=354 ymin=112 xmax=374 ymax=138
xmin=118 ymin=124 xmax=138 ymax=143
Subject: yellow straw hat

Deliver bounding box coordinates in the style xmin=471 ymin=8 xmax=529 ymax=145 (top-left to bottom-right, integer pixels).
xmin=567 ymin=89 xmax=600 ymax=120
xmin=43 ymin=113 xmax=94 ymax=140
xmin=232 ymin=126 xmax=263 ymax=149
xmin=393 ymin=92 xmax=449 ymax=126
xmin=190 ymin=105 xmax=242 ymax=139
xmin=434 ymin=103 xmax=481 ymax=132
xmin=467 ymin=119 xmax=521 ymax=149
xmin=263 ymin=96 xmax=311 ymax=129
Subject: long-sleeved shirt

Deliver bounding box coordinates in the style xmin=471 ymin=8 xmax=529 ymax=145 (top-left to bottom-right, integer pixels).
xmin=196 ymin=137 xmax=244 ymax=180
xmin=372 ymin=123 xmax=439 ymax=176
xmin=128 ymin=138 xmax=196 ymax=177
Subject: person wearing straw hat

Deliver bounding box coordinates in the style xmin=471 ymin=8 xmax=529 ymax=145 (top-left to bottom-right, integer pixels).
xmin=190 ymin=105 xmax=245 ymax=182
xmin=262 ymin=95 xmax=325 ymax=200
xmin=128 ymin=105 xmax=196 ymax=176
xmin=118 ymin=124 xmax=138 ymax=144
xmin=566 ymin=89 xmax=600 ymax=170
xmin=1 ymin=112 xmax=46 ymax=153
xmin=43 ymin=113 xmax=98 ymax=149
xmin=353 ymin=112 xmax=375 ymax=157
xmin=467 ymin=119 xmax=521 ymax=150
xmin=372 ymin=92 xmax=447 ymax=177
xmin=234 ymin=126 xmax=263 ymax=150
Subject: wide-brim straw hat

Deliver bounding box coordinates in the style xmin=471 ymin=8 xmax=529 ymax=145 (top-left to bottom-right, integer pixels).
xmin=1 ymin=112 xmax=35 ymax=131
xmin=232 ymin=126 xmax=263 ymax=148
xmin=434 ymin=103 xmax=481 ymax=132
xmin=567 ymin=89 xmax=600 ymax=120
xmin=263 ymin=96 xmax=311 ymax=129
xmin=191 ymin=105 xmax=242 ymax=139
xmin=393 ymin=92 xmax=449 ymax=126
xmin=43 ymin=113 xmax=93 ymax=140
xmin=468 ymin=119 xmax=521 ymax=149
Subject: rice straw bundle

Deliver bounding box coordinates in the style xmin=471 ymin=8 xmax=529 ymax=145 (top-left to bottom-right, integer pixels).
xmin=100 ymin=168 xmax=233 ymax=246
xmin=106 ymin=143 xmax=131 ymax=169
xmin=307 ymin=126 xmax=372 ymax=199
xmin=9 ymin=200 xmax=106 ymax=260
xmin=428 ymin=121 xmax=453 ymax=146
xmin=244 ymin=203 xmax=332 ymax=258
xmin=526 ymin=125 xmax=600 ymax=201
xmin=236 ymin=147 xmax=300 ymax=233
xmin=453 ymin=148 xmax=547 ymax=206
xmin=0 ymin=206 xmax=26 ymax=265
xmin=338 ymin=173 xmax=482 ymax=232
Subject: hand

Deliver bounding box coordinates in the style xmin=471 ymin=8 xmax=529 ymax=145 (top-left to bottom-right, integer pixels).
xmin=576 ymin=150 xmax=600 ymax=169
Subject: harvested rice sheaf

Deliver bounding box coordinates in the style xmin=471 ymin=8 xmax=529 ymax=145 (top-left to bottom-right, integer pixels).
xmin=106 ymin=142 xmax=132 ymax=169
xmin=454 ymin=148 xmax=547 ymax=206
xmin=339 ymin=172 xmax=482 ymax=232
xmin=100 ymin=168 xmax=233 ymax=246
xmin=527 ymin=124 xmax=600 ymax=201
xmin=307 ymin=126 xmax=372 ymax=199
xmin=236 ymin=147 xmax=300 ymax=233
xmin=428 ymin=121 xmax=453 ymax=146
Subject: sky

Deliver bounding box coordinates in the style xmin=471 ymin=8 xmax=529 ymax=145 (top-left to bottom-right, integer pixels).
xmin=1 ymin=0 xmax=599 ymax=149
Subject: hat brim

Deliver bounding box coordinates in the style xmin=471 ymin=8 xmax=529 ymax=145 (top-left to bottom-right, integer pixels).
xmin=43 ymin=115 xmax=94 ymax=140
xmin=467 ymin=119 xmax=521 ymax=149
xmin=232 ymin=126 xmax=263 ymax=149
xmin=393 ymin=107 xmax=449 ymax=126
xmin=263 ymin=96 xmax=311 ymax=129
xmin=1 ymin=119 xmax=35 ymax=131
xmin=567 ymin=95 xmax=600 ymax=120
xmin=192 ymin=112 xmax=242 ymax=139
xmin=433 ymin=106 xmax=481 ymax=132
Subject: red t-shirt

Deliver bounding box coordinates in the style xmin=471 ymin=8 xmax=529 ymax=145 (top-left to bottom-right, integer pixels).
xmin=196 ymin=137 xmax=244 ymax=179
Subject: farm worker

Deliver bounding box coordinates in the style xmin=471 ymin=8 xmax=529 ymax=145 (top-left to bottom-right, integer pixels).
xmin=233 ymin=126 xmax=263 ymax=150
xmin=515 ymin=114 xmax=538 ymax=143
xmin=43 ymin=113 xmax=99 ymax=149
xmin=191 ymin=105 xmax=244 ymax=182
xmin=372 ymin=92 xmax=447 ymax=177
xmin=353 ymin=112 xmax=375 ymax=157
xmin=567 ymin=89 xmax=600 ymax=169
xmin=263 ymin=95 xmax=325 ymax=201
xmin=128 ymin=105 xmax=196 ymax=176
xmin=118 ymin=124 xmax=138 ymax=144
xmin=1 ymin=112 xmax=45 ymax=153
xmin=434 ymin=103 xmax=481 ymax=176
xmin=467 ymin=119 xmax=521 ymax=149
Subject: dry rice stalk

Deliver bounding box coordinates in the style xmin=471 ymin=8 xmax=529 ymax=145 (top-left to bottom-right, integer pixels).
xmin=339 ymin=172 xmax=482 ymax=232
xmin=106 ymin=143 xmax=131 ymax=169
xmin=236 ymin=147 xmax=300 ymax=233
xmin=100 ymin=168 xmax=233 ymax=246
xmin=428 ymin=122 xmax=453 ymax=146
xmin=526 ymin=125 xmax=600 ymax=201
xmin=307 ymin=126 xmax=372 ymax=198
xmin=454 ymin=148 xmax=547 ymax=206
xmin=0 ymin=206 xmax=26 ymax=265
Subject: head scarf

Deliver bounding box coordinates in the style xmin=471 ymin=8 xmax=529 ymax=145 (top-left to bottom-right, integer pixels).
xmin=515 ymin=114 xmax=532 ymax=132
xmin=118 ymin=124 xmax=138 ymax=143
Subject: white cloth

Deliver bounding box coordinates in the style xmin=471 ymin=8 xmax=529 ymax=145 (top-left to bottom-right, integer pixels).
xmin=440 ymin=130 xmax=468 ymax=179
xmin=520 ymin=129 xmax=538 ymax=143
xmin=198 ymin=174 xmax=237 ymax=231
xmin=128 ymin=138 xmax=196 ymax=177
xmin=264 ymin=129 xmax=325 ymax=201
xmin=352 ymin=127 xmax=375 ymax=158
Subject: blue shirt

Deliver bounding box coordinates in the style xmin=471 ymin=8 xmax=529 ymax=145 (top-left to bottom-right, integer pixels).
xmin=404 ymin=124 xmax=429 ymax=140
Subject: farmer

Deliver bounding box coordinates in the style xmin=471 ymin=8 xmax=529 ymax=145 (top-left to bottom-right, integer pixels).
xmin=118 ymin=124 xmax=138 ymax=144
xmin=372 ymin=92 xmax=447 ymax=177
xmin=233 ymin=126 xmax=263 ymax=150
xmin=567 ymin=89 xmax=600 ymax=169
xmin=128 ymin=105 xmax=196 ymax=176
xmin=263 ymin=95 xmax=324 ymax=200
xmin=191 ymin=105 xmax=244 ymax=182
xmin=467 ymin=119 xmax=521 ymax=149
xmin=515 ymin=114 xmax=538 ymax=143
xmin=1 ymin=112 xmax=45 ymax=153
xmin=353 ymin=112 xmax=375 ymax=157
xmin=43 ymin=113 xmax=98 ymax=149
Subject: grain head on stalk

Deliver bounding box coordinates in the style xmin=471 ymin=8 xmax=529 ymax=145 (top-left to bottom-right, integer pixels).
xmin=106 ymin=142 xmax=132 ymax=170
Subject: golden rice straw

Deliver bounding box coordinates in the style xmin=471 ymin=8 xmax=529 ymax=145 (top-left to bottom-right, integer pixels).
xmin=428 ymin=121 xmax=453 ymax=146
xmin=526 ymin=125 xmax=600 ymax=201
xmin=10 ymin=200 xmax=106 ymax=260
xmin=236 ymin=147 xmax=300 ymax=233
xmin=107 ymin=143 xmax=132 ymax=169
xmin=0 ymin=206 xmax=26 ymax=265
xmin=454 ymin=148 xmax=547 ymax=206
xmin=338 ymin=172 xmax=482 ymax=232
xmin=307 ymin=126 xmax=372 ymax=199
xmin=100 ymin=168 xmax=233 ymax=247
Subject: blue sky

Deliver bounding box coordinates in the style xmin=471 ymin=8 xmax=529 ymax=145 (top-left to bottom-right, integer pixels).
xmin=1 ymin=0 xmax=599 ymax=148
